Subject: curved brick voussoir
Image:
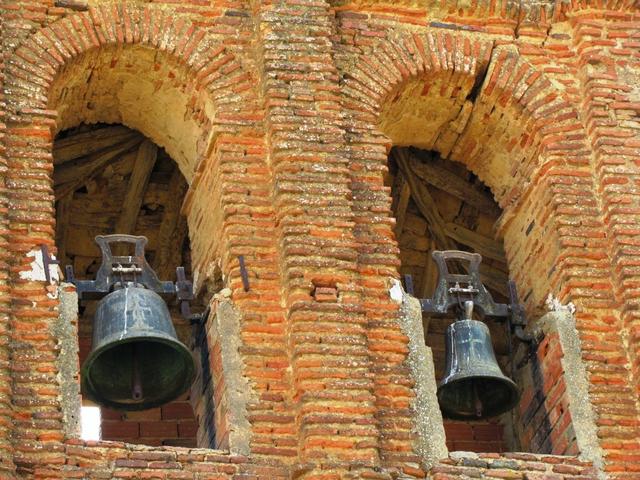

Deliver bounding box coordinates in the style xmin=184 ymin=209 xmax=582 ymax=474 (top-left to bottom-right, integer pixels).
xmin=342 ymin=31 xmax=582 ymax=209
xmin=5 ymin=1 xmax=252 ymax=118
xmin=342 ymin=31 xmax=493 ymax=118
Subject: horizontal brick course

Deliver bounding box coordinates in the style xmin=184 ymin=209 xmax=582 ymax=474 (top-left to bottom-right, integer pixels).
xmin=0 ymin=0 xmax=637 ymax=478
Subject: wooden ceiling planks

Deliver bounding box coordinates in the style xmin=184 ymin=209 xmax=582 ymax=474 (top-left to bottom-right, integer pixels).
xmin=390 ymin=146 xmax=508 ymax=302
xmin=389 ymin=146 xmax=512 ymax=378
xmin=53 ymin=124 xmax=190 ymax=282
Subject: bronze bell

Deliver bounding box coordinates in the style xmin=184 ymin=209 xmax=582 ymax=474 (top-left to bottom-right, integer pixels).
xmin=437 ymin=301 xmax=520 ymax=420
xmin=81 ymin=285 xmax=195 ymax=411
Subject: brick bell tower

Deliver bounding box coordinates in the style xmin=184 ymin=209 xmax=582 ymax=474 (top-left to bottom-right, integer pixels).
xmin=0 ymin=0 xmax=638 ymax=478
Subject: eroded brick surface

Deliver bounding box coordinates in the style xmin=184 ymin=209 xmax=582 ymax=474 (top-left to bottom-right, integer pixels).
xmin=1 ymin=0 xmax=638 ymax=478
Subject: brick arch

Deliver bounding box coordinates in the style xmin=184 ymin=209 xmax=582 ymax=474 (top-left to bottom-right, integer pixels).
xmin=340 ymin=32 xmax=590 ymax=308
xmin=5 ymin=1 xmax=262 ymax=279
xmin=341 ymin=31 xmax=582 ymax=209
xmin=6 ymin=2 xmax=254 ymax=181
xmin=338 ymin=30 xmax=607 ymax=467
xmin=8 ymin=2 xmax=251 ymax=109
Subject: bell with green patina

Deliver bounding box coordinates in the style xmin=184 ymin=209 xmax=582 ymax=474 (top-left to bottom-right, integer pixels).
xmin=437 ymin=307 xmax=520 ymax=420
xmin=81 ymin=285 xmax=195 ymax=411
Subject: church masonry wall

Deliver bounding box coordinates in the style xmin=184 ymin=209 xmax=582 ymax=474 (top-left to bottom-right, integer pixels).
xmin=0 ymin=0 xmax=639 ymax=478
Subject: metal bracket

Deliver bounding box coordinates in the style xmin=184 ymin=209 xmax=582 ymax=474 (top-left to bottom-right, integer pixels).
xmin=40 ymin=245 xmax=60 ymax=284
xmin=420 ymin=250 xmax=508 ymax=317
xmin=508 ymin=280 xmax=541 ymax=343
xmin=239 ymin=255 xmax=250 ymax=292
xmin=66 ymin=235 xmax=194 ymax=319
xmin=402 ymin=274 xmax=415 ymax=296
xmin=419 ymin=250 xmax=534 ymax=343
xmin=176 ymin=266 xmax=195 ymax=319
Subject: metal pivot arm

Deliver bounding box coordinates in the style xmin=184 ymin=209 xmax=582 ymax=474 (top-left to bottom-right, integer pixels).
xmin=67 ymin=235 xmax=194 ymax=310
xmin=420 ymin=250 xmax=508 ymax=317
xmin=508 ymin=279 xmax=539 ymax=343
xmin=419 ymin=250 xmax=534 ymax=342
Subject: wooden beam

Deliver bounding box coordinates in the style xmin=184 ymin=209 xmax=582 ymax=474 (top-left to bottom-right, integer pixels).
xmin=420 ymin=237 xmax=439 ymax=338
xmin=455 ymin=201 xmax=480 ymax=231
xmin=55 ymin=194 xmax=73 ymax=266
xmin=420 ymin=237 xmax=438 ymax=299
xmin=444 ymin=222 xmax=506 ymax=262
xmin=54 ymin=137 xmax=142 ymax=199
xmin=154 ymin=167 xmax=189 ymax=280
xmin=394 ymin=149 xmax=457 ymax=252
xmin=402 ymin=149 xmax=500 ymax=217
xmin=479 ymin=263 xmax=509 ymax=298
xmin=391 ymin=171 xmax=411 ymax=239
xmin=114 ymin=139 xmax=158 ymax=236
xmin=53 ymin=126 xmax=138 ymax=165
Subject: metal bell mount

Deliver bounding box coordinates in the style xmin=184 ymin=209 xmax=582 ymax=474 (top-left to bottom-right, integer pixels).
xmin=67 ymin=234 xmax=196 ymax=411
xmin=410 ymin=250 xmax=534 ymax=420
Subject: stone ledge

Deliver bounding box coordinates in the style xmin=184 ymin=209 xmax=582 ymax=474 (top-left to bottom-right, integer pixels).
xmin=436 ymin=451 xmax=597 ymax=479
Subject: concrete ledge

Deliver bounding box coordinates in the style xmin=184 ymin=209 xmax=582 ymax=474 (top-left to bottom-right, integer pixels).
xmin=538 ymin=310 xmax=605 ymax=476
xmin=56 ymin=283 xmax=81 ymax=439
xmin=396 ymin=284 xmax=448 ymax=467
xmin=208 ymin=295 xmax=252 ymax=456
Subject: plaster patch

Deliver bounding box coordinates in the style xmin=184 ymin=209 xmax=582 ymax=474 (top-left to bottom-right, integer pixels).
xmin=209 ymin=298 xmax=251 ymax=455
xmin=389 ymin=278 xmax=404 ymax=304
xmin=545 ymin=293 xmax=576 ymax=314
xmin=538 ymin=311 xmax=605 ymax=478
xmin=55 ymin=284 xmax=81 ymax=438
xmin=19 ymin=248 xmax=61 ymax=286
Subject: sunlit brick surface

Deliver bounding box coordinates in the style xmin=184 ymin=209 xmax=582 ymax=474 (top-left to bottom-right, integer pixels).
xmin=1 ymin=0 xmax=638 ymax=478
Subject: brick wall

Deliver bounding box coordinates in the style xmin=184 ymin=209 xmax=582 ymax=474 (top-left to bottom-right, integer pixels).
xmin=1 ymin=0 xmax=638 ymax=478
xmin=433 ymin=452 xmax=597 ymax=480
xmin=516 ymin=333 xmax=577 ymax=456
xmin=0 ymin=6 xmax=14 ymax=476
xmin=444 ymin=421 xmax=506 ymax=453
xmin=100 ymin=400 xmax=197 ymax=448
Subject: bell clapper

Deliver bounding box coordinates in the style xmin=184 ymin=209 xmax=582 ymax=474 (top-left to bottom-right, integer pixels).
xmin=474 ymin=381 xmax=482 ymax=418
xmin=131 ymin=343 xmax=143 ymax=401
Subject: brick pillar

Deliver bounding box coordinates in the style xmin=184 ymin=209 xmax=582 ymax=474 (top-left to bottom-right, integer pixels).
xmin=571 ymin=12 xmax=640 ymax=477
xmin=0 ymin=11 xmax=16 ymax=476
xmin=184 ymin=134 xmax=293 ymax=457
xmin=257 ymin=1 xmax=384 ymax=476
xmin=5 ymin=111 xmax=65 ymax=473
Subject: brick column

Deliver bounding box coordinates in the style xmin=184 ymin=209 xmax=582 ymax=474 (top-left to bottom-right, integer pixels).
xmin=570 ymin=11 xmax=640 ymax=478
xmin=0 ymin=10 xmax=16 ymax=476
xmin=257 ymin=1 xmax=384 ymax=476
xmin=5 ymin=111 xmax=65 ymax=473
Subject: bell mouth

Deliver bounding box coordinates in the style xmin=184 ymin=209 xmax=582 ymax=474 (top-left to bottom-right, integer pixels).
xmin=81 ymin=337 xmax=195 ymax=411
xmin=437 ymin=318 xmax=520 ymax=420
xmin=81 ymin=287 xmax=196 ymax=411
xmin=437 ymin=375 xmax=520 ymax=420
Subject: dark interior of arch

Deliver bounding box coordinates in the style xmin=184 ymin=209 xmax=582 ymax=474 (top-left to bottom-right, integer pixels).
xmin=53 ymin=123 xmax=211 ymax=448
xmin=387 ymin=146 xmax=544 ymax=453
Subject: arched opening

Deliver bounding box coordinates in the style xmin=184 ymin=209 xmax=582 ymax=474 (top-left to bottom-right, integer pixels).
xmin=54 ymin=123 xmax=211 ymax=448
xmin=43 ymin=39 xmax=227 ymax=448
xmin=369 ymin=49 xmax=582 ymax=455
xmin=49 ymin=44 xmax=213 ymax=183
xmin=387 ymin=146 xmax=518 ymax=452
